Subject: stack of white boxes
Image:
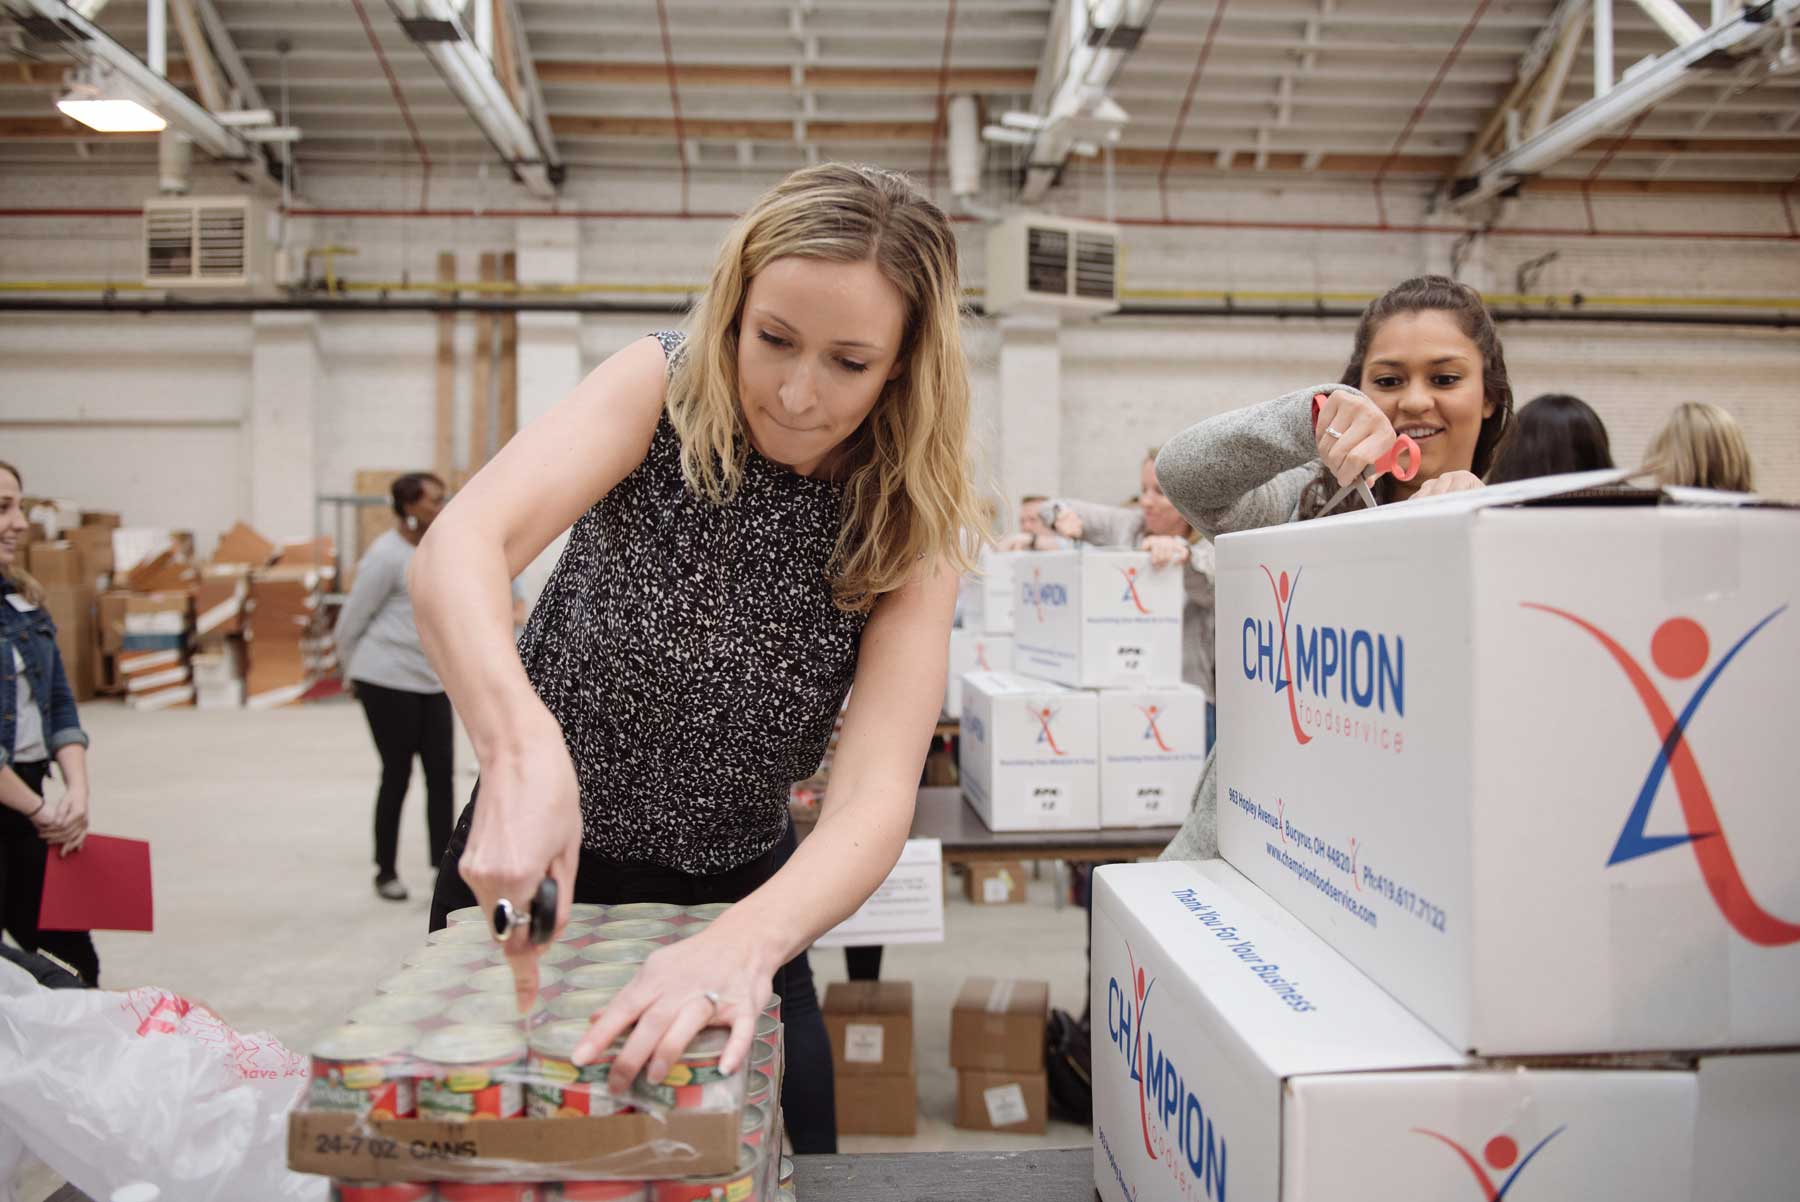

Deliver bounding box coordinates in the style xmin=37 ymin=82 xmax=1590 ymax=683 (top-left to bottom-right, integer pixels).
xmin=957 ymin=547 xmax=1209 ymax=831
xmin=1092 ymin=475 xmax=1800 ymax=1200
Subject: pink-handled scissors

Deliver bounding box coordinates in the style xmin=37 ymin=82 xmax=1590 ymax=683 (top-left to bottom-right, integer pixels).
xmin=1318 ymin=425 xmax=1421 ymax=517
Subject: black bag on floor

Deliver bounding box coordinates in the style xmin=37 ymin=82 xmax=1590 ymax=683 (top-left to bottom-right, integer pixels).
xmin=1045 ymin=1006 xmax=1092 ymax=1124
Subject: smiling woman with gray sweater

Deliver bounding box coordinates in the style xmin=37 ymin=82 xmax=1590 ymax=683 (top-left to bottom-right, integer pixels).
xmin=1151 ymin=276 xmax=1517 ymax=861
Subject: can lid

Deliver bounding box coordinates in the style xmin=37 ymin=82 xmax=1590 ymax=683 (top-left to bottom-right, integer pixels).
xmin=555 ymin=923 xmax=595 ymax=944
xmin=566 ymin=903 xmax=608 ymax=923
xmin=548 ymin=987 xmax=621 ymax=1022
xmin=755 ymin=1014 xmax=780 ymax=1037
xmin=443 ymin=905 xmax=487 ymax=926
xmin=565 ymin=962 xmax=639 ymax=991
xmin=446 ymin=992 xmax=544 ymax=1026
xmin=592 ymin=919 xmax=678 ymax=941
xmin=746 ymin=1068 xmax=772 ymax=1093
xmin=740 ymin=1102 xmax=765 ymax=1133
xmin=313 ymin=1022 xmax=417 ymax=1061
xmin=526 ymin=1018 xmax=600 ymax=1060
xmin=605 ymin=901 xmax=685 ymax=921
xmin=748 ymin=1040 xmax=776 ymax=1065
xmin=468 ymin=963 xmax=563 ymax=995
xmin=349 ymin=994 xmax=446 ymax=1026
xmin=403 ymin=943 xmax=488 ymax=971
xmin=520 ymin=942 xmax=577 ymax=966
xmin=779 ymin=1155 xmax=794 ymax=1185
xmin=672 ymin=924 xmax=708 ymax=941
xmin=426 ymin=922 xmax=498 ymax=946
xmin=578 ymin=939 xmax=659 ymax=965
xmin=684 ymin=902 xmax=733 ymax=921
xmin=679 ymin=1028 xmax=731 ymax=1061
xmin=377 ymin=967 xmax=462 ymax=996
xmin=414 ymin=1023 xmax=527 ymax=1065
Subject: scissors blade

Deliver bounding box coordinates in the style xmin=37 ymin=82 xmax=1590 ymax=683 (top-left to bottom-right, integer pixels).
xmin=1320 ymin=478 xmax=1358 ymax=516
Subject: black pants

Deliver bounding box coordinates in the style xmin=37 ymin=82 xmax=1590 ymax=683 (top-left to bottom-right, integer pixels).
xmin=0 ymin=760 xmax=99 ymax=986
xmin=430 ymin=798 xmax=838 ymax=1154
xmin=355 ymin=681 xmax=454 ymax=878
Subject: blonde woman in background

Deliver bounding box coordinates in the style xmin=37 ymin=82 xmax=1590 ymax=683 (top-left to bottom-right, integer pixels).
xmin=1643 ymin=402 xmax=1755 ymax=493
xmin=412 ymin=164 xmax=981 ymax=1152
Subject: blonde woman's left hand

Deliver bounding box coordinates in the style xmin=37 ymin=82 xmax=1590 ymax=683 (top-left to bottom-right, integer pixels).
xmin=1411 ymin=471 xmax=1485 ymax=500
xmin=1139 ymin=535 xmax=1190 ymax=569
xmin=572 ymin=921 xmax=774 ymax=1094
xmin=43 ymin=787 xmax=89 ymax=855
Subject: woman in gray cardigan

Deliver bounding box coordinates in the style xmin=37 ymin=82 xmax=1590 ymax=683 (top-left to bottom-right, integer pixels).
xmin=1153 ymin=275 xmax=1514 ymax=860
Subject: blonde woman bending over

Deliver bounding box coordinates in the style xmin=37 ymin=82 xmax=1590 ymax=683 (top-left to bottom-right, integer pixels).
xmin=412 ymin=164 xmax=981 ymax=1153
xmin=1643 ymin=401 xmax=1755 ymax=493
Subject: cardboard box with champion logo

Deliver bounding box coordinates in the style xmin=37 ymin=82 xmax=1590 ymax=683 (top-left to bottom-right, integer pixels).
xmin=944 ymin=627 xmax=1015 ymax=720
xmin=958 ymin=671 xmax=1099 ymax=832
xmin=1099 ymin=682 xmax=1210 ymax=828
xmin=1012 ymin=549 xmax=1184 ymax=689
xmin=1213 ymin=473 xmax=1800 ymax=1055
xmin=965 ymin=549 xmax=1030 ymax=635
xmin=1093 ymin=858 xmax=1702 ymax=1202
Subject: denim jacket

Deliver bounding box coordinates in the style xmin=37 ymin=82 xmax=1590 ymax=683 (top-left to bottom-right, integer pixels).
xmin=0 ymin=581 xmax=89 ymax=771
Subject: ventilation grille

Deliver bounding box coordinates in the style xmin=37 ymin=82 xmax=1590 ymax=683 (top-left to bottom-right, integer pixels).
xmin=142 ymin=198 xmax=259 ymax=287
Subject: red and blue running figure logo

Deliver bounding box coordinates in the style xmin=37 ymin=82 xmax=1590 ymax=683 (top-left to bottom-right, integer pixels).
xmin=1031 ymin=703 xmax=1067 ymax=757
xmin=1524 ymin=602 xmax=1799 ymax=947
xmin=1119 ymin=567 xmax=1151 ymax=615
xmin=1261 ymin=565 xmax=1311 ymax=745
xmin=1411 ymin=1126 xmax=1565 ymax=1200
xmin=1124 ymin=945 xmax=1158 ymax=1160
xmin=1138 ymin=704 xmax=1173 ymax=752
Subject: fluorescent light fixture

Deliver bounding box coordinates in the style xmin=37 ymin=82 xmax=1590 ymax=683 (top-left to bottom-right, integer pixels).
xmin=57 ymin=93 xmax=167 ymax=132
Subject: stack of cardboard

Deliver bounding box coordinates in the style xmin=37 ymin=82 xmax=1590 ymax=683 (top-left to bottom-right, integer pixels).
xmin=121 ymin=592 xmax=193 ymax=710
xmin=824 ymin=981 xmax=917 ymax=1136
xmin=193 ymin=567 xmax=250 ymax=709
xmin=24 ymin=542 xmax=98 ymax=704
xmin=246 ymin=566 xmax=327 ymax=708
xmin=951 ymin=977 xmax=1049 ymax=1134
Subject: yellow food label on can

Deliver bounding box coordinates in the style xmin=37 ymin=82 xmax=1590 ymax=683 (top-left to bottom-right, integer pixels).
xmin=342 ymin=1063 xmax=384 ymax=1090
xmin=542 ymin=1058 xmax=579 ymax=1085
xmin=447 ymin=1068 xmax=492 ymax=1093
xmin=662 ymin=1064 xmax=695 ymax=1086
xmin=726 ymin=1176 xmax=754 ymax=1202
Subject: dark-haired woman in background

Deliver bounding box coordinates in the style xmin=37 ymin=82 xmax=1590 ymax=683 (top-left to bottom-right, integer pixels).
xmin=1484 ymin=393 xmax=1614 ymax=485
xmin=335 ymin=472 xmax=453 ymax=901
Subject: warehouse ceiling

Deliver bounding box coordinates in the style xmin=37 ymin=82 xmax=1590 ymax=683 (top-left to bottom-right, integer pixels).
xmin=1 ymin=0 xmax=1796 ymax=200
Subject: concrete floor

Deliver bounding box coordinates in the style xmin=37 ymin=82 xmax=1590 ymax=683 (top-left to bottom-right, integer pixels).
xmin=13 ymin=699 xmax=1091 ymax=1196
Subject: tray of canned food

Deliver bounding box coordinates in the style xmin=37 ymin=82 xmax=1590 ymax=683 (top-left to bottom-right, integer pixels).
xmin=289 ymin=902 xmax=793 ymax=1195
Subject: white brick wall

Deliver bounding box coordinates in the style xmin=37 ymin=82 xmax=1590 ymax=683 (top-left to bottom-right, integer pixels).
xmin=1 ymin=164 xmax=1794 ymax=549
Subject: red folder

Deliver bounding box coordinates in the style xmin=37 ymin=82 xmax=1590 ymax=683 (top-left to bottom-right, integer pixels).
xmin=38 ymin=834 xmax=154 ymax=932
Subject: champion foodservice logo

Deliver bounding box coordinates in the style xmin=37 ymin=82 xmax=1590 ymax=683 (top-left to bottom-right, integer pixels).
xmin=1119 ymin=566 xmax=1151 ymax=614
xmin=1031 ymin=703 xmax=1067 ymax=756
xmin=1411 ymin=1126 xmax=1565 ymax=1200
xmin=1124 ymin=945 xmax=1157 ymax=1159
xmin=1138 ymin=704 xmax=1173 ymax=752
xmin=974 ymin=641 xmax=992 ymax=672
xmin=1525 ymin=602 xmax=1799 ymax=946
xmin=1243 ymin=564 xmax=1406 ymax=747
xmin=1020 ymin=567 xmax=1068 ymax=624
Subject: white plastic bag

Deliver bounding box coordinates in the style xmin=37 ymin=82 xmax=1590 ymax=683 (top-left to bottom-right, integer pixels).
xmin=0 ymin=961 xmax=326 ymax=1201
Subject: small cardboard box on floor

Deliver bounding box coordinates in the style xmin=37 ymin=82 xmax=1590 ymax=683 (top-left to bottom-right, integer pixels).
xmin=944 ymin=627 xmax=1014 ymax=719
xmin=1012 ymin=549 xmax=1184 ymax=689
xmin=965 ymin=860 xmax=1028 ymax=905
xmin=1093 ymin=859 xmax=1704 ymax=1202
xmin=952 ymin=976 xmax=1049 ymax=1135
xmin=1098 ymin=682 xmax=1209 ymax=828
xmin=958 ymin=671 xmax=1098 ymax=832
xmin=825 ymin=980 xmax=917 ymax=1136
xmin=1213 ymin=473 xmax=1800 ymax=1056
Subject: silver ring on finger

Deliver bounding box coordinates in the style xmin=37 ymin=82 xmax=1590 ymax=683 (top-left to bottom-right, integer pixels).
xmin=701 ymin=990 xmax=722 ymax=1010
xmin=1325 ymin=427 xmax=1345 ymax=440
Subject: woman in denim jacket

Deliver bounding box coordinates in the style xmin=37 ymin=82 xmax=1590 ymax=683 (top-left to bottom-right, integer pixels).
xmin=0 ymin=460 xmax=97 ymax=985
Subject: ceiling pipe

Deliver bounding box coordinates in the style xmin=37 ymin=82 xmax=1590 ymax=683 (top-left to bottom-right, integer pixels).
xmin=1453 ymin=0 xmax=1799 ymax=210
xmin=0 ymin=295 xmax=1791 ymax=327
xmin=947 ymin=94 xmax=1002 ymax=221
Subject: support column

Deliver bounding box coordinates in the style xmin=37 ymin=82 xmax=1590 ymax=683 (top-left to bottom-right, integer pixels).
xmin=994 ymin=313 xmax=1063 ymax=528
xmin=513 ymin=218 xmax=584 ymax=604
xmin=247 ymin=311 xmax=321 ymax=541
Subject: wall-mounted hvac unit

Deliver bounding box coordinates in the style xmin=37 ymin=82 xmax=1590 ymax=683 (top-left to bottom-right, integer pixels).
xmin=984 ymin=214 xmax=1121 ymax=317
xmin=142 ymin=196 xmax=269 ymax=289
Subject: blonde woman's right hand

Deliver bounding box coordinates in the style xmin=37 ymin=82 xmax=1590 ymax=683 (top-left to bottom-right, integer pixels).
xmin=458 ymin=709 xmax=583 ymax=1014
xmin=1314 ymin=389 xmax=1397 ymax=487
